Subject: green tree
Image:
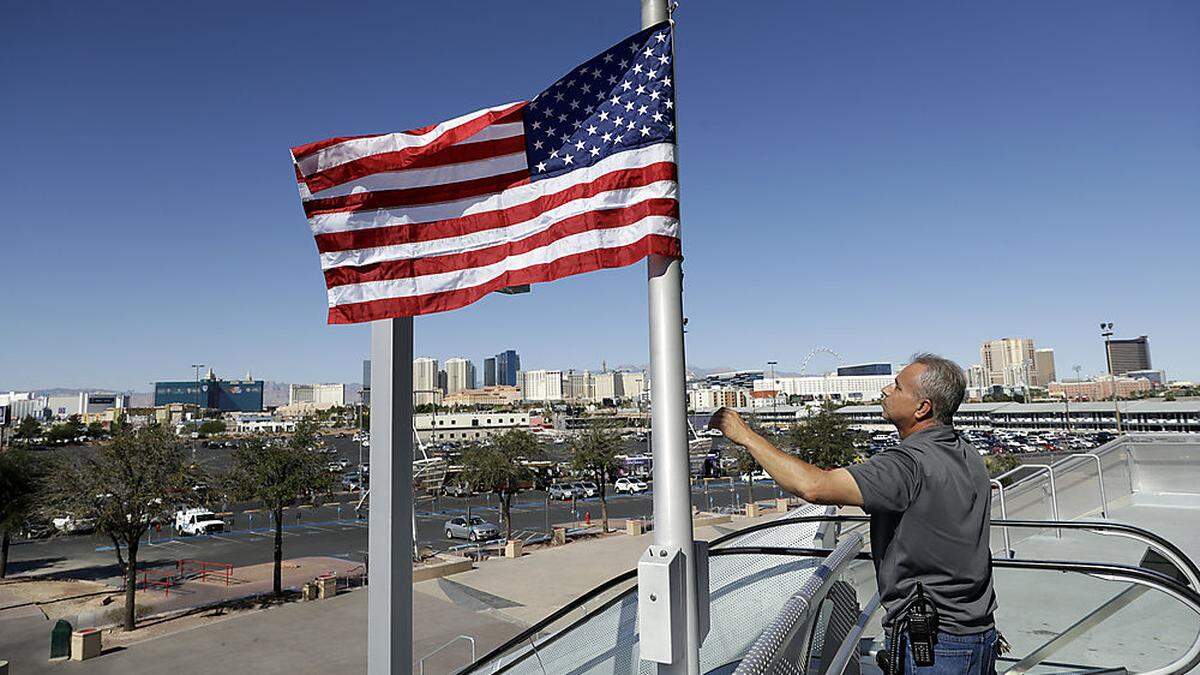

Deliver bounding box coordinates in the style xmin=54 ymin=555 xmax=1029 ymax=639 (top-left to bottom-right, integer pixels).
xmin=198 ymin=420 xmax=227 ymax=437
xmin=64 ymin=414 xmax=86 ymax=438
xmin=568 ymin=425 xmax=623 ymax=533
xmin=984 ymin=452 xmax=1020 ymax=478
xmin=86 ymin=421 xmax=107 ymax=438
xmin=728 ymin=446 xmax=759 ymax=506
xmin=45 ymin=425 xmax=193 ymax=630
xmin=46 ymin=423 xmax=76 ymax=445
xmin=13 ymin=417 xmax=41 ymax=444
xmin=0 ymin=450 xmax=40 ymax=578
xmin=225 ymin=417 xmax=330 ymax=597
xmin=460 ymin=430 xmax=542 ymax=541
xmin=784 ymin=406 xmax=859 ymax=469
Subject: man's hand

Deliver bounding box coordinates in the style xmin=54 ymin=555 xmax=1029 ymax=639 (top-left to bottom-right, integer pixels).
xmin=709 ymin=407 xmax=755 ymax=446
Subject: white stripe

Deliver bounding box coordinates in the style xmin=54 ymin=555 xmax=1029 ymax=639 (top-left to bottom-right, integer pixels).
xmin=306 ymin=143 xmax=676 ymax=235
xmin=320 ymin=180 xmax=677 ymax=269
xmin=327 ymin=215 xmax=679 ymax=304
xmin=295 ymin=102 xmax=523 ymax=175
xmin=305 ymin=151 xmax=528 ymax=201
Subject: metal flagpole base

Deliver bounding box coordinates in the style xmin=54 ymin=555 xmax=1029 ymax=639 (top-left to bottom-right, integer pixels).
xmin=368 ymin=318 xmax=414 ymax=674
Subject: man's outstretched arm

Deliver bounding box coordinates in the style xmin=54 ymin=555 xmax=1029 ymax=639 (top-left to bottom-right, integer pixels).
xmin=709 ymin=407 xmax=863 ymax=507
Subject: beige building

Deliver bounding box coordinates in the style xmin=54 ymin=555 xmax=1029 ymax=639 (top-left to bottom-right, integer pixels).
xmin=980 ymin=338 xmax=1036 ymax=387
xmin=441 ymin=386 xmax=521 ymax=407
xmin=1034 ymin=349 xmax=1056 ymax=388
xmin=288 ymin=383 xmax=345 ymax=407
xmin=521 ymin=370 xmax=564 ymax=402
xmin=443 ymin=358 xmax=475 ymax=395
xmin=1048 ymin=376 xmax=1152 ymax=401
xmin=688 ymin=386 xmax=752 ymax=411
xmin=413 ymin=357 xmax=440 ymax=405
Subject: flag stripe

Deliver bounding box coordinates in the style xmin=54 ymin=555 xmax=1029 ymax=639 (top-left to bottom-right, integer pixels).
xmin=295 ymin=103 xmax=525 ymax=193
xmin=307 ymin=143 xmax=675 ymax=236
xmin=302 ymin=131 xmax=528 ymax=201
xmin=302 ymin=169 xmax=531 ymax=218
xmin=323 ymin=197 xmax=679 ymax=287
xmin=315 ymin=166 xmax=677 ymax=258
xmin=327 ymin=215 xmax=678 ymax=305
xmin=304 ymin=150 xmax=528 ymax=202
xmin=326 ymin=234 xmax=681 ymax=324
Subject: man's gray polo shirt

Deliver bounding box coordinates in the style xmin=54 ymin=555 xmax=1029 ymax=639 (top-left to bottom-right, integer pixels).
xmin=845 ymin=425 xmax=997 ymax=634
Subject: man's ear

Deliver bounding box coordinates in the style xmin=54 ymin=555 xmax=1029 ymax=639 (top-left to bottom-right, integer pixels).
xmin=916 ymin=399 xmax=934 ymax=422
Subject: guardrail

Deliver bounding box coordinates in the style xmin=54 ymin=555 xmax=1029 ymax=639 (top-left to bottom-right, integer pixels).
xmin=418 ymin=634 xmax=475 ymax=675
xmin=991 ymin=479 xmax=1012 ymax=557
xmin=994 ymin=463 xmax=1060 ymax=537
xmin=177 ymin=559 xmax=233 ymax=585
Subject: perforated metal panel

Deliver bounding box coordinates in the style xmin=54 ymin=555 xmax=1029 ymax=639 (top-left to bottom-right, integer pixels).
xmin=732 ymin=535 xmax=864 ymax=675
xmin=481 ymin=504 xmax=837 ymax=674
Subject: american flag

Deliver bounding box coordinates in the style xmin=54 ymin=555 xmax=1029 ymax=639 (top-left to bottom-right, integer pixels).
xmin=292 ymin=23 xmax=680 ymax=324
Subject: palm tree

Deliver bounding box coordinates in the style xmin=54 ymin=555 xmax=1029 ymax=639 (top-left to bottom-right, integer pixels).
xmin=569 ymin=425 xmax=623 ymax=532
xmin=459 ymin=430 xmax=542 ymax=541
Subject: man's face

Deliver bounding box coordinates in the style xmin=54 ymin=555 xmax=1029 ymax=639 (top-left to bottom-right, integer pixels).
xmin=880 ymin=363 xmax=928 ymax=427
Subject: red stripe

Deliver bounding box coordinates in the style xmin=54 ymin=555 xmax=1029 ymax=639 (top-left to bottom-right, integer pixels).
xmin=298 ymin=103 xmax=526 ymax=194
xmin=327 ymin=235 xmax=681 ymax=323
xmin=313 ymin=161 xmax=678 ymax=253
xmin=323 ymin=198 xmax=679 ymax=288
xmin=302 ymin=170 xmax=531 ymax=218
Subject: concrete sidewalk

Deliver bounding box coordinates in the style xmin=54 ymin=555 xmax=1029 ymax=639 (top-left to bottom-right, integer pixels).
xmin=0 ymin=507 xmax=796 ymax=674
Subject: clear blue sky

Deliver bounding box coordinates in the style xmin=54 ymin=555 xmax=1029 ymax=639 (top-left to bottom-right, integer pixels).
xmin=3 ymin=1 xmax=1198 ymax=391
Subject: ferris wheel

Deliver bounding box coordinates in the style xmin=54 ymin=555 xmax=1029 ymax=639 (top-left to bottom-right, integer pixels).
xmin=799 ymin=347 xmax=845 ymax=376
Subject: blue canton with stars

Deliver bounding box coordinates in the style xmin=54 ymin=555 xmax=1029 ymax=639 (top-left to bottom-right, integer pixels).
xmin=525 ymin=23 xmax=675 ymax=181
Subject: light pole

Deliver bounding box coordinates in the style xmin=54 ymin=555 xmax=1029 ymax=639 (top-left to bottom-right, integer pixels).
xmin=1100 ymin=322 xmax=1122 ymax=433
xmin=767 ymin=360 xmax=778 ymax=430
xmin=191 ymin=364 xmax=206 ymax=417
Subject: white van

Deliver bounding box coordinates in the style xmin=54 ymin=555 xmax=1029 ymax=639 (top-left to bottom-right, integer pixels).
xmin=175 ymin=508 xmax=226 ymax=536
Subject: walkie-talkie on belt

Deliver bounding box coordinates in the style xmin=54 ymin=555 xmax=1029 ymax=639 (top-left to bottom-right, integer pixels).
xmin=881 ymin=582 xmax=941 ymax=673
xmin=905 ymin=583 xmax=939 ymax=666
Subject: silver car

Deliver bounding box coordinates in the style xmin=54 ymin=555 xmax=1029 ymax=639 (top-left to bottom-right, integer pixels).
xmin=443 ymin=516 xmax=500 ymax=542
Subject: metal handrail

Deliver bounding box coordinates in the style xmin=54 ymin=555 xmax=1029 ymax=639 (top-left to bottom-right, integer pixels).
xmin=826 ymin=593 xmax=882 ymax=675
xmin=419 ymin=634 xmax=475 ymax=675
xmin=462 ymin=547 xmax=1200 ymax=675
xmin=1062 ymin=452 xmax=1108 ymax=518
xmin=991 ymin=479 xmax=1012 ymax=557
xmin=994 ymin=464 xmax=1060 ymax=537
xmin=463 ymin=513 xmax=1200 ymax=674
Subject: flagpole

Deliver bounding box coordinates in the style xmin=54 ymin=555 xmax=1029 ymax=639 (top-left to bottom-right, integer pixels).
xmin=368 ymin=317 xmax=414 ymax=675
xmin=642 ymin=1 xmax=702 ymax=672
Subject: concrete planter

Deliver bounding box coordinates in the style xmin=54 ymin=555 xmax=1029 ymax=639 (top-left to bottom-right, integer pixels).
xmin=776 ymin=497 xmax=791 ymax=511
xmin=552 ymin=527 xmax=567 ymax=545
xmin=316 ymin=575 xmax=338 ymax=599
xmin=504 ymin=540 xmax=523 ymax=558
xmin=71 ymin=629 xmax=101 ymax=661
xmin=692 ymin=513 xmax=732 ymax=528
xmin=745 ymin=503 xmax=761 ymax=518
xmin=626 ymin=519 xmax=645 ymax=536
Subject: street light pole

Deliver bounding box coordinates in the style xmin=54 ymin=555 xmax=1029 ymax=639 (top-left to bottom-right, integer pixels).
xmin=1100 ymin=322 xmax=1122 ymax=433
xmin=191 ymin=363 xmax=206 ymax=417
xmin=767 ymin=360 xmax=778 ymax=430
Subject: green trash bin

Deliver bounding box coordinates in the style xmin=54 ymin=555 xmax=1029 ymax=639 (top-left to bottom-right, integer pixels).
xmin=50 ymin=619 xmax=74 ymax=659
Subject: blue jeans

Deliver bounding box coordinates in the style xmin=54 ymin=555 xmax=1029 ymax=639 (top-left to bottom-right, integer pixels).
xmin=898 ymin=628 xmax=997 ymax=674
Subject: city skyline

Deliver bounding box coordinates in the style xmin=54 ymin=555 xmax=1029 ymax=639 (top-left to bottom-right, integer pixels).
xmin=4 ymin=2 xmax=1198 ymax=390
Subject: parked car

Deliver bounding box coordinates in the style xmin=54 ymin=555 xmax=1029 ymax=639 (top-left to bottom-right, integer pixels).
xmin=341 ymin=474 xmax=363 ymax=491
xmin=174 ymin=508 xmax=226 ymax=536
xmin=51 ymin=516 xmax=96 ymax=534
xmin=443 ymin=516 xmax=500 ymax=542
xmin=575 ymin=481 xmax=599 ymax=498
xmin=614 ymin=477 xmax=648 ymax=494
xmin=442 ymin=482 xmax=473 ymax=498
xmin=548 ymin=483 xmax=583 ymax=500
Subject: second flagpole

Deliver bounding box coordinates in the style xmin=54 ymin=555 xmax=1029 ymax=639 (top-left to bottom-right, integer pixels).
xmin=642 ymin=1 xmax=703 ymax=672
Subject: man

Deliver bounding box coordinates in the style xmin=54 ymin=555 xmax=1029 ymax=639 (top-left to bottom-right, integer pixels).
xmin=709 ymin=353 xmax=997 ymax=673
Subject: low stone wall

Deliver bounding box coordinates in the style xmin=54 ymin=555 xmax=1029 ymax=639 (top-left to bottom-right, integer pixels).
xmin=413 ymin=555 xmax=473 ymax=583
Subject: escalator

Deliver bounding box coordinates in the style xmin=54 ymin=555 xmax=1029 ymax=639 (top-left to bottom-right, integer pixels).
xmin=459 ymin=515 xmax=1200 ymax=674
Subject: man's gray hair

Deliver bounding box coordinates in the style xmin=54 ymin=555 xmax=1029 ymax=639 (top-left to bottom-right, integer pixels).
xmin=909 ymin=353 xmax=967 ymax=426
